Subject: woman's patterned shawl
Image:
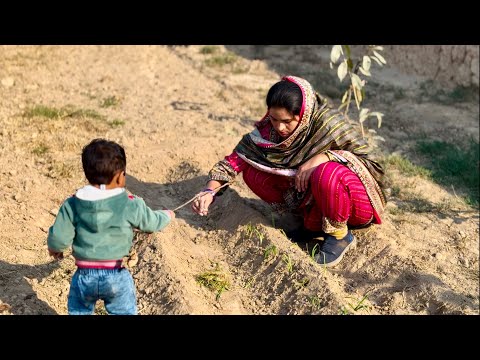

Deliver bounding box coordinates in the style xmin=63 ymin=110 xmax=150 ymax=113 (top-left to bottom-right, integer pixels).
xmin=209 ymin=75 xmax=386 ymax=217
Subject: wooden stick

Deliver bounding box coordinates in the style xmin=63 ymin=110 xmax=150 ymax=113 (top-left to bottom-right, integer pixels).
xmin=172 ymin=182 xmax=231 ymax=212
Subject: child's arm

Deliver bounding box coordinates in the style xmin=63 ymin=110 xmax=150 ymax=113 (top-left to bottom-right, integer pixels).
xmin=129 ymin=196 xmax=174 ymax=233
xmin=47 ymin=199 xmax=75 ymax=259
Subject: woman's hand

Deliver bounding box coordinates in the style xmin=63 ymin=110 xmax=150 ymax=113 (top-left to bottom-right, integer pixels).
xmin=192 ymin=192 xmax=214 ymax=216
xmin=295 ymin=153 xmax=329 ymax=192
xmin=191 ymin=180 xmax=224 ymax=216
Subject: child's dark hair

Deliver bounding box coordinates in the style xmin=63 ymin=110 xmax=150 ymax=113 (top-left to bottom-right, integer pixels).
xmin=82 ymin=138 xmax=126 ymax=185
xmin=266 ymin=80 xmax=302 ymax=115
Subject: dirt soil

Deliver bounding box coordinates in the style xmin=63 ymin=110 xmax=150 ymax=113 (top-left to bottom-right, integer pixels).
xmin=0 ymin=45 xmax=478 ymax=315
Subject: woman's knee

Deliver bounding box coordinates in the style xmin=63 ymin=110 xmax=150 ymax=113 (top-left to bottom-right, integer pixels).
xmin=310 ymin=162 xmax=344 ymax=190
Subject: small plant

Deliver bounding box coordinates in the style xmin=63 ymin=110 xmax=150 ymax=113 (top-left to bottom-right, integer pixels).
xmin=338 ymin=306 xmax=350 ymax=315
xmin=200 ymin=45 xmax=219 ymax=55
xmin=416 ymin=138 xmax=479 ymax=207
xmin=100 ymin=95 xmax=121 ymax=108
xmin=263 ymin=244 xmax=278 ymax=261
xmin=109 ymin=118 xmax=125 ymax=127
xmin=308 ymin=295 xmax=324 ymax=311
xmin=243 ymin=275 xmax=256 ymax=289
xmin=310 ymin=243 xmax=319 ymax=261
xmin=195 ymin=261 xmax=230 ymax=301
xmin=205 ymin=52 xmax=237 ymax=67
xmin=32 ymin=143 xmax=49 ymax=155
xmin=391 ymin=185 xmax=401 ymax=197
xmin=254 ymin=228 xmax=265 ymax=246
xmin=242 ymin=224 xmax=265 ymax=245
xmin=71 ymin=108 xmax=104 ymax=120
xmin=48 ymin=162 xmax=77 ymax=179
xmin=25 ymin=105 xmax=68 ymax=119
xmin=340 ymin=290 xmax=372 ymax=314
xmin=385 ymin=154 xmax=432 ymax=178
xmin=282 ymin=253 xmax=294 ymax=274
xmin=244 ymin=223 xmax=255 ymax=239
xmin=330 ymin=45 xmax=386 ymax=137
xmin=294 ymin=278 xmax=309 ymax=290
xmin=25 ymin=105 xmax=105 ymax=121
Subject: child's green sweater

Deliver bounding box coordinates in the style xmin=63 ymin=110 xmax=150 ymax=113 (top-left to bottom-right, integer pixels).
xmin=47 ymin=191 xmax=171 ymax=260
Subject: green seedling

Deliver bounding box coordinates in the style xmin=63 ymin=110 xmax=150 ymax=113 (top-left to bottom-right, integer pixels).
xmin=195 ymin=262 xmax=230 ymax=301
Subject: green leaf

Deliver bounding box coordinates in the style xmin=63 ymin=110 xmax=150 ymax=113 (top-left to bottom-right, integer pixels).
xmin=343 ymin=45 xmax=351 ymax=58
xmin=329 ymin=61 xmax=333 ymax=69
xmin=362 ymin=55 xmax=371 ymax=71
xmin=370 ymin=55 xmax=383 ymax=66
xmin=360 ymin=108 xmax=369 ymax=117
xmin=359 ymin=108 xmax=369 ymax=122
xmin=356 ymin=86 xmax=363 ymax=102
xmin=341 ymin=89 xmax=349 ymax=103
xmin=330 ymin=45 xmax=343 ymax=63
xmin=351 ymin=73 xmax=363 ymax=89
xmin=373 ymin=51 xmax=386 ymax=64
xmin=369 ymin=111 xmax=384 ymax=127
xmin=359 ymin=66 xmax=371 ymax=76
xmin=337 ymin=61 xmax=348 ymax=82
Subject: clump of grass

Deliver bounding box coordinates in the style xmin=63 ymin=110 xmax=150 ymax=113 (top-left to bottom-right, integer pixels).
xmin=242 ymin=275 xmax=256 ymax=289
xmin=243 ymin=224 xmax=265 ymax=245
xmin=205 ymin=52 xmax=237 ymax=67
xmin=263 ymin=244 xmax=278 ymax=261
xmin=32 ymin=143 xmax=49 ymax=156
xmin=385 ymin=154 xmax=432 ymax=178
xmin=100 ymin=96 xmax=121 ymax=108
xmin=393 ymin=87 xmax=406 ymax=100
xmin=195 ymin=261 xmax=230 ymax=301
xmin=48 ymin=162 xmax=77 ymax=179
xmin=24 ymin=105 xmax=68 ymax=119
xmin=244 ymin=223 xmax=256 ymax=239
xmin=72 ymin=108 xmax=104 ymax=120
xmin=388 ymin=206 xmax=405 ymax=216
xmin=255 ymin=229 xmax=265 ymax=245
xmin=416 ymin=139 xmax=479 ymax=207
xmin=390 ymin=185 xmax=401 ymax=197
xmin=232 ymin=64 xmax=249 ymax=74
xmin=109 ymin=119 xmax=125 ymax=127
xmin=282 ymin=253 xmax=294 ymax=273
xmin=200 ymin=45 xmax=219 ymax=55
xmin=419 ymin=80 xmax=479 ymax=104
xmin=24 ymin=105 xmax=105 ymax=121
xmin=339 ymin=290 xmax=372 ymax=315
xmin=308 ymin=295 xmax=324 ymax=311
xmin=294 ymin=278 xmax=309 ymax=290
xmin=448 ymin=85 xmax=479 ymax=102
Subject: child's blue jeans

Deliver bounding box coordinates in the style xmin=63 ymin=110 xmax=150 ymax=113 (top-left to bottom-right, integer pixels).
xmin=67 ymin=267 xmax=137 ymax=315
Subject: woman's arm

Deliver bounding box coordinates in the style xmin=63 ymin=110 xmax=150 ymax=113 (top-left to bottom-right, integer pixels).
xmin=192 ymin=151 xmax=245 ymax=216
xmin=191 ymin=179 xmax=224 ymax=216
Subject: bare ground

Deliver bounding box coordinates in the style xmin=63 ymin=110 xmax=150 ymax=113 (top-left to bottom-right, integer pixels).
xmin=0 ymin=45 xmax=478 ymax=315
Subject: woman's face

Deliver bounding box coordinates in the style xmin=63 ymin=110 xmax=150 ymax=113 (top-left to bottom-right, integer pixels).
xmin=269 ymin=107 xmax=300 ymax=139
